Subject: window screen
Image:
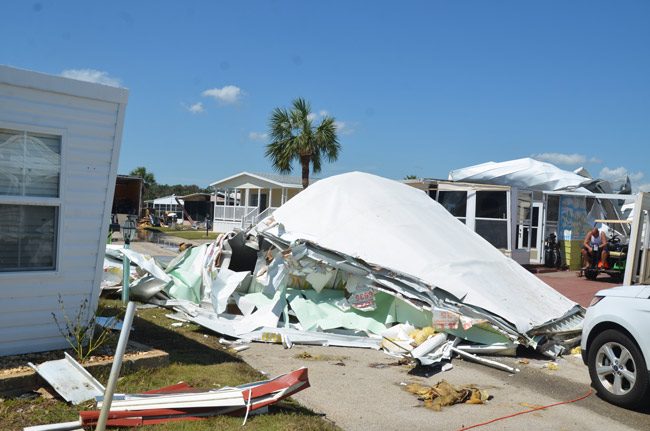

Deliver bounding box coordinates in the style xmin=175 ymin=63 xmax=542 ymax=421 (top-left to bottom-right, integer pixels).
xmin=476 ymin=191 xmax=507 ymax=219
xmin=0 ymin=129 xmax=60 ymax=272
xmin=0 ymin=130 xmax=61 ymax=197
xmin=0 ymin=205 xmax=58 ymax=271
xmin=437 ymin=191 xmax=467 ymax=217
xmin=476 ymin=219 xmax=508 ymax=249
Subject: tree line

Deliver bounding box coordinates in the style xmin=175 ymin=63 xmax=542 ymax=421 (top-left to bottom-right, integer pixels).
xmin=129 ymin=167 xmax=211 ymax=201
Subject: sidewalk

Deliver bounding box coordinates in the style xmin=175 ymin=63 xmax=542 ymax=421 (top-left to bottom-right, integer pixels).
xmin=536 ymin=270 xmax=620 ymax=307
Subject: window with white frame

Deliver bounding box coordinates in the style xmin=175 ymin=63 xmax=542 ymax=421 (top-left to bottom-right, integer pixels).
xmin=0 ymin=128 xmax=61 ymax=271
xmin=474 ymin=190 xmax=508 ymax=249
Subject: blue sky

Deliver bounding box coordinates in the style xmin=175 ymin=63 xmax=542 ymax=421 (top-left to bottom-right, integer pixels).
xmin=2 ymin=1 xmax=649 ymax=190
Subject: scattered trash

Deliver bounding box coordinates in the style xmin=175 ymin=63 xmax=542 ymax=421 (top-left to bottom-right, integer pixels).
xmin=27 ymin=369 xmax=310 ymax=429
xmin=517 ymin=359 xmax=530 ymax=365
xmin=294 ymin=352 xmax=350 ymax=362
xmin=35 ymin=387 xmax=56 ymax=400
xmin=543 ymin=362 xmax=560 ymax=371
xmin=81 ymin=368 xmax=309 ymax=427
xmin=404 ymin=380 xmax=490 ymax=411
xmin=165 ymin=313 xmax=190 ymax=323
xmin=170 ymin=322 xmax=183 ymax=328
xmin=28 ymin=352 xmax=105 ymax=405
xmin=451 ymin=347 xmax=520 ymax=374
xmin=230 ymin=345 xmax=250 ymax=352
xmin=441 ymin=363 xmax=454 ymax=372
xmin=570 ymin=346 xmax=582 ymax=356
xmin=218 ymin=338 xmax=233 ymax=346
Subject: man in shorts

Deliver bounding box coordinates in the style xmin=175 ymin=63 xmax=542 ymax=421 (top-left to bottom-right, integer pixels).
xmin=581 ymin=224 xmax=609 ymax=270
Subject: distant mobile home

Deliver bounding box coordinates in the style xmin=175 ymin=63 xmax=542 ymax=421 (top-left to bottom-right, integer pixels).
xmin=209 ymin=172 xmax=308 ymax=232
xmin=0 ymin=65 xmax=128 ymax=355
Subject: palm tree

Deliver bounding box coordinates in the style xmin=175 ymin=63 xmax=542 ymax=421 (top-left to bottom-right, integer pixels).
xmin=130 ymin=166 xmax=157 ymax=200
xmin=265 ymin=98 xmax=340 ymax=189
xmin=129 ymin=166 xmax=156 ymax=187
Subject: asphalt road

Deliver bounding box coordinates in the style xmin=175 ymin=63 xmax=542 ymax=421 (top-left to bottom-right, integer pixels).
xmin=238 ymin=343 xmax=650 ymax=431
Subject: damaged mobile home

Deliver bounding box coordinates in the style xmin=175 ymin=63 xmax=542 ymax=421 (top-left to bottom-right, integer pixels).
xmin=114 ymin=172 xmax=584 ymax=365
xmin=407 ymin=158 xmax=633 ymax=268
xmin=0 ymin=65 xmax=128 ymax=356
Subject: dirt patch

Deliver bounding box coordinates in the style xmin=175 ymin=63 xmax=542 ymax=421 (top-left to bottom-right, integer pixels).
xmin=294 ymin=351 xmax=349 ymax=362
xmin=0 ymin=342 xmax=151 ymax=378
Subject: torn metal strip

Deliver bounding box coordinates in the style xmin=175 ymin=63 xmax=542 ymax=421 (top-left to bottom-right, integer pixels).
xmin=28 ymin=352 xmax=105 ymax=405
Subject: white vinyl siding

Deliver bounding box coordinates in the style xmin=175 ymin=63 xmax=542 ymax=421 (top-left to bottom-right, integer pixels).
xmin=0 ymin=66 xmax=127 ymax=356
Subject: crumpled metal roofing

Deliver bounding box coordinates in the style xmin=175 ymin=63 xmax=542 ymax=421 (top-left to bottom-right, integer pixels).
xmin=448 ymin=158 xmax=594 ymax=191
xmin=256 ymin=171 xmax=581 ymax=336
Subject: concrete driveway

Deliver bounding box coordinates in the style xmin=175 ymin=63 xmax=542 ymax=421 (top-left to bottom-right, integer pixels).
xmin=129 ymin=240 xmax=648 ymax=430
xmin=238 ymin=342 xmax=649 ymax=431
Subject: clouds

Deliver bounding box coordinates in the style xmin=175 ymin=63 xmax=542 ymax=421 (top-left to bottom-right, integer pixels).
xmin=599 ymin=166 xmax=644 ymax=182
xmin=60 ymin=68 xmax=121 ymax=87
xmin=334 ymin=121 xmax=355 ymax=135
xmin=182 ymin=84 xmax=243 ymax=114
xmin=202 ymin=85 xmax=242 ymax=104
xmin=528 ymin=153 xmax=647 ymax=191
xmin=308 ymin=109 xmax=356 ymax=135
xmin=248 ymin=131 xmax=268 ymax=142
xmin=530 ymin=152 xmax=602 ymax=166
xmin=183 ymin=102 xmax=204 ymax=114
xmin=599 ymin=166 xmax=646 ymax=192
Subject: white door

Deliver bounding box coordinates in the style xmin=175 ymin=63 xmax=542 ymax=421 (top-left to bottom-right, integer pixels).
xmin=517 ymin=203 xmax=544 ymax=263
xmin=529 ymin=203 xmax=544 ymax=263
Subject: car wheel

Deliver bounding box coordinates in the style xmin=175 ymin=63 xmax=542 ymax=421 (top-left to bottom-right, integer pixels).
xmin=588 ymin=329 xmax=649 ymax=408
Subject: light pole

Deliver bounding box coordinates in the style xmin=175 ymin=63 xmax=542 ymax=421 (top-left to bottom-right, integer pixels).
xmin=96 ymin=215 xmax=138 ymax=431
xmin=120 ymin=216 xmax=137 ymax=304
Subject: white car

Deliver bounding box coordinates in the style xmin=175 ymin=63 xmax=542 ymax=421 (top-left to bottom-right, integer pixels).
xmin=581 ymin=285 xmax=650 ymax=408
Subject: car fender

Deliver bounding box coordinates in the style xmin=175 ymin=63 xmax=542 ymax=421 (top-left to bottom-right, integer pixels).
xmin=581 ymin=298 xmax=650 ymax=372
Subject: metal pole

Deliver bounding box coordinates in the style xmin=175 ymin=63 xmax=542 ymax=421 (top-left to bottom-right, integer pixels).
xmin=121 ymin=242 xmax=130 ymax=304
xmin=95 ymin=300 xmax=136 ymax=431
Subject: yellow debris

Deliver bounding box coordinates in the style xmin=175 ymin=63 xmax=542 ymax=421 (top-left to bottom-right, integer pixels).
xmin=544 ymin=362 xmax=560 ymax=371
xmin=409 ymin=326 xmax=437 ymax=346
xmin=404 ymin=380 xmax=489 ymax=411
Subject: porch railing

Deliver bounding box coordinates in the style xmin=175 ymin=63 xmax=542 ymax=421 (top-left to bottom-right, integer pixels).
xmin=214 ymin=205 xmax=279 ymax=229
xmin=253 ymin=207 xmax=276 ymax=224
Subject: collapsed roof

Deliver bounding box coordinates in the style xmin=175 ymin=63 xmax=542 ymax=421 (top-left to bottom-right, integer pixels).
xmin=110 ymin=171 xmax=584 ymax=363
xmin=448 ymin=158 xmax=595 ymax=192
xmin=448 ymin=157 xmax=629 ymax=233
xmin=255 ymin=171 xmax=582 ymax=339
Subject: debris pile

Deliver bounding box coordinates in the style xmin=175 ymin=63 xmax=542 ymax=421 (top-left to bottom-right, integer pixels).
xmin=104 ymin=172 xmax=584 ymax=367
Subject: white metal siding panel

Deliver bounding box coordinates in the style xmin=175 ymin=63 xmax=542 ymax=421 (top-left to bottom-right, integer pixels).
xmin=0 ymin=67 xmax=127 ymax=356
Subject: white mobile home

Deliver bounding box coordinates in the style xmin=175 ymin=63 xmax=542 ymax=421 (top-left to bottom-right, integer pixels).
xmin=210 ymin=172 xmax=306 ymax=232
xmin=0 ymin=66 xmax=128 ymax=355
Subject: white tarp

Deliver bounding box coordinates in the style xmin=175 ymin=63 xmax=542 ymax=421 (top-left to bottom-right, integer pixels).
xmin=448 ymin=158 xmax=593 ymax=191
xmin=256 ymin=172 xmax=579 ymax=335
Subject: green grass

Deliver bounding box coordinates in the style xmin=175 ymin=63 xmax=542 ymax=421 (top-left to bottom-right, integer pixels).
xmin=4 ymin=299 xmax=339 ymax=431
xmin=147 ymin=226 xmax=220 ymax=240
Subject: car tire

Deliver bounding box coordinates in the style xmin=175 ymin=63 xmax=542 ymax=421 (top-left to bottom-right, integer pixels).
xmin=588 ymin=329 xmax=649 ymax=408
